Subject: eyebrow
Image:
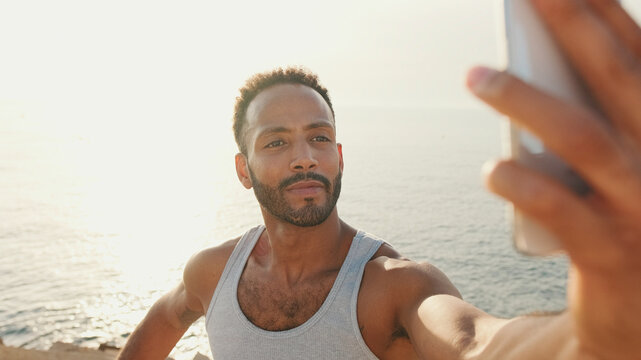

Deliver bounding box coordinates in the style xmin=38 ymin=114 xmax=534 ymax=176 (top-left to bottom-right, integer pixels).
xmin=257 ymin=120 xmax=334 ymax=138
xmin=305 ymin=121 xmax=334 ymax=130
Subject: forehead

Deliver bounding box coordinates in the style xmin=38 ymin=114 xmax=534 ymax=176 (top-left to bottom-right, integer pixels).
xmin=245 ymin=83 xmax=334 ymax=133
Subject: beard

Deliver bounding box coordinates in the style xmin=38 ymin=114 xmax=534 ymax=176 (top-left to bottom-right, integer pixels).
xmin=248 ymin=167 xmax=342 ymax=227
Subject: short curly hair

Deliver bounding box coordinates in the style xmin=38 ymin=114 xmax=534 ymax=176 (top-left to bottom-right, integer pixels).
xmin=233 ymin=66 xmax=335 ymax=155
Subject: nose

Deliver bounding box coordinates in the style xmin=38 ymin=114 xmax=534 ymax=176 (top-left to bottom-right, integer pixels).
xmin=290 ymin=142 xmax=319 ymax=172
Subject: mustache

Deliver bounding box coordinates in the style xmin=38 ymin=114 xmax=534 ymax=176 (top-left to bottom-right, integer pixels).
xmin=278 ymin=172 xmax=332 ymax=191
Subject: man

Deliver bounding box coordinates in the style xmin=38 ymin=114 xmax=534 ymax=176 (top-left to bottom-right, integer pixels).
xmin=118 ymin=0 xmax=641 ymax=358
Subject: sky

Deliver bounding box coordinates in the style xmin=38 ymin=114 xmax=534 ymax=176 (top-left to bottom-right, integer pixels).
xmin=1 ymin=0 xmax=640 ymax=134
xmin=0 ymin=1 xmax=497 ymax=108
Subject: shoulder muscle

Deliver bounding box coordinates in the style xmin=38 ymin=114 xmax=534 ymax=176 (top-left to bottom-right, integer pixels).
xmin=182 ymin=237 xmax=240 ymax=313
xmin=366 ymin=257 xmax=461 ymax=301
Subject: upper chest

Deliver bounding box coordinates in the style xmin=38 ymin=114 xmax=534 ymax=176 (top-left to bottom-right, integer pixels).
xmin=235 ymin=260 xmax=418 ymax=359
xmin=237 ymin=266 xmax=338 ymax=331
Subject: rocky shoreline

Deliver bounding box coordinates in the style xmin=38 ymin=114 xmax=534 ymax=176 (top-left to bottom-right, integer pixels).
xmin=0 ymin=338 xmax=211 ymax=360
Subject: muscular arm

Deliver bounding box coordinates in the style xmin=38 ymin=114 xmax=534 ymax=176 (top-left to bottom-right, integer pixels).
xmin=117 ymin=239 xmax=237 ymax=360
xmin=379 ymin=258 xmax=576 ymax=359
xmin=405 ymin=294 xmax=580 ymax=360
xmin=117 ymin=282 xmax=204 ymax=360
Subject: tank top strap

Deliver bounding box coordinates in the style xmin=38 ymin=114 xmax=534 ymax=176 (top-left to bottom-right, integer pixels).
xmin=344 ymin=230 xmax=384 ymax=275
xmin=336 ymin=232 xmax=384 ymax=328
xmin=205 ymin=224 xmax=264 ymax=321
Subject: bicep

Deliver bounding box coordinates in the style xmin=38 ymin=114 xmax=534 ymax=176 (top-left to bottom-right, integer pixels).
xmin=161 ymin=282 xmax=205 ymax=330
xmin=404 ymin=294 xmax=510 ymax=360
xmin=156 ymin=253 xmax=213 ymax=331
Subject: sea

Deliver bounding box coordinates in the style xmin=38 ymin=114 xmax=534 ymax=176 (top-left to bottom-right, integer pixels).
xmin=0 ymin=104 xmax=568 ymax=359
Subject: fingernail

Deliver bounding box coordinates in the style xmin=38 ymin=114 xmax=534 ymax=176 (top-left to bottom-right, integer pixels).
xmin=466 ymin=66 xmax=499 ymax=96
xmin=481 ymin=159 xmax=499 ymax=182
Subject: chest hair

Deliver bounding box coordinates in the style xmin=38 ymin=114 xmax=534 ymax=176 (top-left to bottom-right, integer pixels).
xmin=237 ymin=271 xmax=337 ymax=331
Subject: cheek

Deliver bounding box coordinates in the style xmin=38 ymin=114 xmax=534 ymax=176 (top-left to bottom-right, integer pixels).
xmin=248 ymin=158 xmax=279 ymax=180
xmin=326 ymin=152 xmax=342 ymax=170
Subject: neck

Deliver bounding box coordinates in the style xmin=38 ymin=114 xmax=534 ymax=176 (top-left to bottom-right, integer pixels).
xmin=256 ymin=208 xmax=356 ymax=285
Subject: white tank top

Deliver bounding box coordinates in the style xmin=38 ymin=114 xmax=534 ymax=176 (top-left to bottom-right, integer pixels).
xmin=205 ymin=225 xmax=383 ymax=359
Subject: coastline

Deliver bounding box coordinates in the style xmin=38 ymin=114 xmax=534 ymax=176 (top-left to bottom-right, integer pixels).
xmin=0 ymin=339 xmax=211 ymax=360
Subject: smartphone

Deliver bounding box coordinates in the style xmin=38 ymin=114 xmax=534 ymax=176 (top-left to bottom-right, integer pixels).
xmin=498 ymin=0 xmax=603 ymax=255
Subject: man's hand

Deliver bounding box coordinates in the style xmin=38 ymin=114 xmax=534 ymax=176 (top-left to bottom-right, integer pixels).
xmin=467 ymin=0 xmax=641 ymax=358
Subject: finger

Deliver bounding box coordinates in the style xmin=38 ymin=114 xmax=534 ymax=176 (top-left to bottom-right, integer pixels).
xmin=483 ymin=159 xmax=615 ymax=266
xmin=532 ymin=0 xmax=641 ymax=144
xmin=467 ymin=67 xmax=641 ymax=211
xmin=585 ymin=0 xmax=641 ymax=60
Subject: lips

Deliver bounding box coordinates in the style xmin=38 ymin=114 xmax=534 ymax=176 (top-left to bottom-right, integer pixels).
xmin=285 ymin=180 xmax=326 ymax=196
xmin=286 ymin=180 xmax=325 ymax=190
xmin=278 ymin=172 xmax=331 ymax=191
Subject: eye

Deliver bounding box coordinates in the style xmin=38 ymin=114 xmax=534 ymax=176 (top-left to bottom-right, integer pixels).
xmin=312 ymin=135 xmax=331 ymax=142
xmin=265 ymin=140 xmax=285 ymax=148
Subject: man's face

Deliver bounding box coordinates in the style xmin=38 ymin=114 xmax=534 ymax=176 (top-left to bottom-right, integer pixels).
xmin=236 ymin=83 xmax=343 ymax=227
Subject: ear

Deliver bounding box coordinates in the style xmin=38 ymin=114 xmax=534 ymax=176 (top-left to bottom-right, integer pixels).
xmin=235 ymin=153 xmax=253 ymax=189
xmin=337 ymin=143 xmax=344 ymax=172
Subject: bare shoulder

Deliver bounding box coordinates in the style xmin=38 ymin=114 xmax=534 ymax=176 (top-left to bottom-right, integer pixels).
xmin=367 ymin=257 xmax=461 ymax=301
xmin=182 ymin=237 xmax=241 ymax=310
xmin=357 ymin=251 xmax=463 ymax=357
xmin=365 ymin=245 xmax=461 ymax=300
